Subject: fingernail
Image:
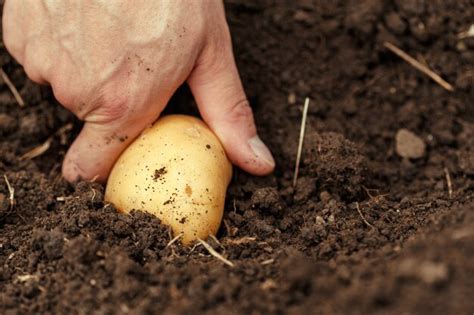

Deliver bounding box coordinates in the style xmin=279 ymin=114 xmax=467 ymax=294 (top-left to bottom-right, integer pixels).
xmin=248 ymin=135 xmax=275 ymax=167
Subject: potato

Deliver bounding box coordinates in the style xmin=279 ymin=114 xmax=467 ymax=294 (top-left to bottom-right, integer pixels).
xmin=105 ymin=115 xmax=232 ymax=245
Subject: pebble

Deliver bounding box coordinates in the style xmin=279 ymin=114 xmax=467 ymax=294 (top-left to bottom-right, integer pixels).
xmin=418 ymin=261 xmax=449 ymax=286
xmin=396 ymin=128 xmax=426 ymax=159
xmin=315 ymin=215 xmax=325 ymax=225
xmin=327 ymin=214 xmax=335 ymax=225
xmin=397 ymin=258 xmax=449 ymax=287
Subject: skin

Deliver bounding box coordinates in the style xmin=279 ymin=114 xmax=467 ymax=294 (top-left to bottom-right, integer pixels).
xmin=3 ymin=0 xmax=275 ymax=182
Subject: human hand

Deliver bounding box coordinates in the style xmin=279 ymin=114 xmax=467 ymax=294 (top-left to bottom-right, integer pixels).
xmin=3 ymin=0 xmax=275 ymax=182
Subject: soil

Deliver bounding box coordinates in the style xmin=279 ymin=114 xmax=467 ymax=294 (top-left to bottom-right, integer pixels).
xmin=1 ymin=1 xmax=473 ymax=314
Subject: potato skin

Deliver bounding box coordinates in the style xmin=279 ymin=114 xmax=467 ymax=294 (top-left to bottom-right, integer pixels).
xmin=105 ymin=115 xmax=232 ymax=245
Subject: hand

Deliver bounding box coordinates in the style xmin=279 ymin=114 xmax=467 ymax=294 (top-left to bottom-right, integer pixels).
xmin=3 ymin=0 xmax=275 ymax=182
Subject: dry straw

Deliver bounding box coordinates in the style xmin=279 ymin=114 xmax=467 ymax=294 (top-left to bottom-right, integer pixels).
xmin=293 ymin=97 xmax=310 ymax=187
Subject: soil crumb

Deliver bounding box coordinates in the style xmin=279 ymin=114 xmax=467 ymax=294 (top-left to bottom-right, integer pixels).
xmin=302 ymin=132 xmax=368 ymax=200
xmin=152 ymin=167 xmax=167 ymax=181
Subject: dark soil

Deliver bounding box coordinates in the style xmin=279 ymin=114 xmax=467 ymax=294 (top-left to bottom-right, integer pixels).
xmin=1 ymin=1 xmax=473 ymax=314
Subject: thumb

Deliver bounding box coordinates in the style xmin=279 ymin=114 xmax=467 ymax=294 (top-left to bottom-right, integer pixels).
xmin=187 ymin=41 xmax=275 ymax=176
xmin=62 ymin=114 xmax=154 ymax=183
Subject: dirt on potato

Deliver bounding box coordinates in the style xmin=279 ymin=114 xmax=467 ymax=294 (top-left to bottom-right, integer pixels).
xmin=1 ymin=1 xmax=473 ymax=314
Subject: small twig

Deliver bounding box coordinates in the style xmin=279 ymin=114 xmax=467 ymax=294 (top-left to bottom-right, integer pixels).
xmin=90 ymin=188 xmax=97 ymax=202
xmin=167 ymin=227 xmax=174 ymax=242
xmin=20 ymin=123 xmax=73 ymax=160
xmin=166 ymin=233 xmax=183 ymax=248
xmin=88 ymin=175 xmax=100 ymax=183
xmin=0 ymin=68 xmax=25 ymax=107
xmin=293 ymin=97 xmax=310 ymax=187
xmin=362 ymin=186 xmax=377 ymax=199
xmin=384 ymin=42 xmax=454 ymax=92
xmin=224 ymin=236 xmax=257 ymax=245
xmin=3 ymin=175 xmax=15 ymax=210
xmin=20 ymin=138 xmax=52 ymax=160
xmin=355 ymin=202 xmax=375 ymax=229
xmin=198 ymin=238 xmax=234 ymax=267
xmin=223 ymin=219 xmax=233 ymax=237
xmin=208 ymin=234 xmax=225 ymax=250
xmin=458 ymin=24 xmax=474 ymax=39
xmin=362 ymin=186 xmax=389 ymax=204
xmin=444 ymin=167 xmax=453 ymax=199
xmin=17 ymin=274 xmax=39 ymax=282
xmin=188 ymin=242 xmax=202 ymax=256
xmin=261 ymin=258 xmax=275 ymax=265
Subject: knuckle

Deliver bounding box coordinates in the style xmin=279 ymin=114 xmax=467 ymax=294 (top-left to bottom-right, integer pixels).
xmin=52 ymin=78 xmax=133 ymax=124
xmin=99 ymin=100 xmax=131 ymax=123
xmin=85 ymin=90 xmax=133 ymax=124
xmin=227 ymin=99 xmax=255 ymax=126
xmin=2 ymin=19 xmax=23 ymax=63
xmin=22 ymin=61 xmax=42 ymax=83
xmin=51 ymin=82 xmax=75 ymax=109
xmin=199 ymin=29 xmax=233 ymax=72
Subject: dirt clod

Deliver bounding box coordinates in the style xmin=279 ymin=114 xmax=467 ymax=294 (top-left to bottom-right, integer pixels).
xmin=303 ymin=132 xmax=368 ymax=200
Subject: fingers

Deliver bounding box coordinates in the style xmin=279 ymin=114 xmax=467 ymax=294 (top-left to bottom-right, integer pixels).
xmin=62 ymin=112 xmax=158 ymax=183
xmin=187 ymin=36 xmax=275 ymax=176
xmin=62 ymin=121 xmax=132 ymax=183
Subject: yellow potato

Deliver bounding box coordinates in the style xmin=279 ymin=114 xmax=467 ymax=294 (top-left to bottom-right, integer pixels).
xmin=105 ymin=115 xmax=232 ymax=245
